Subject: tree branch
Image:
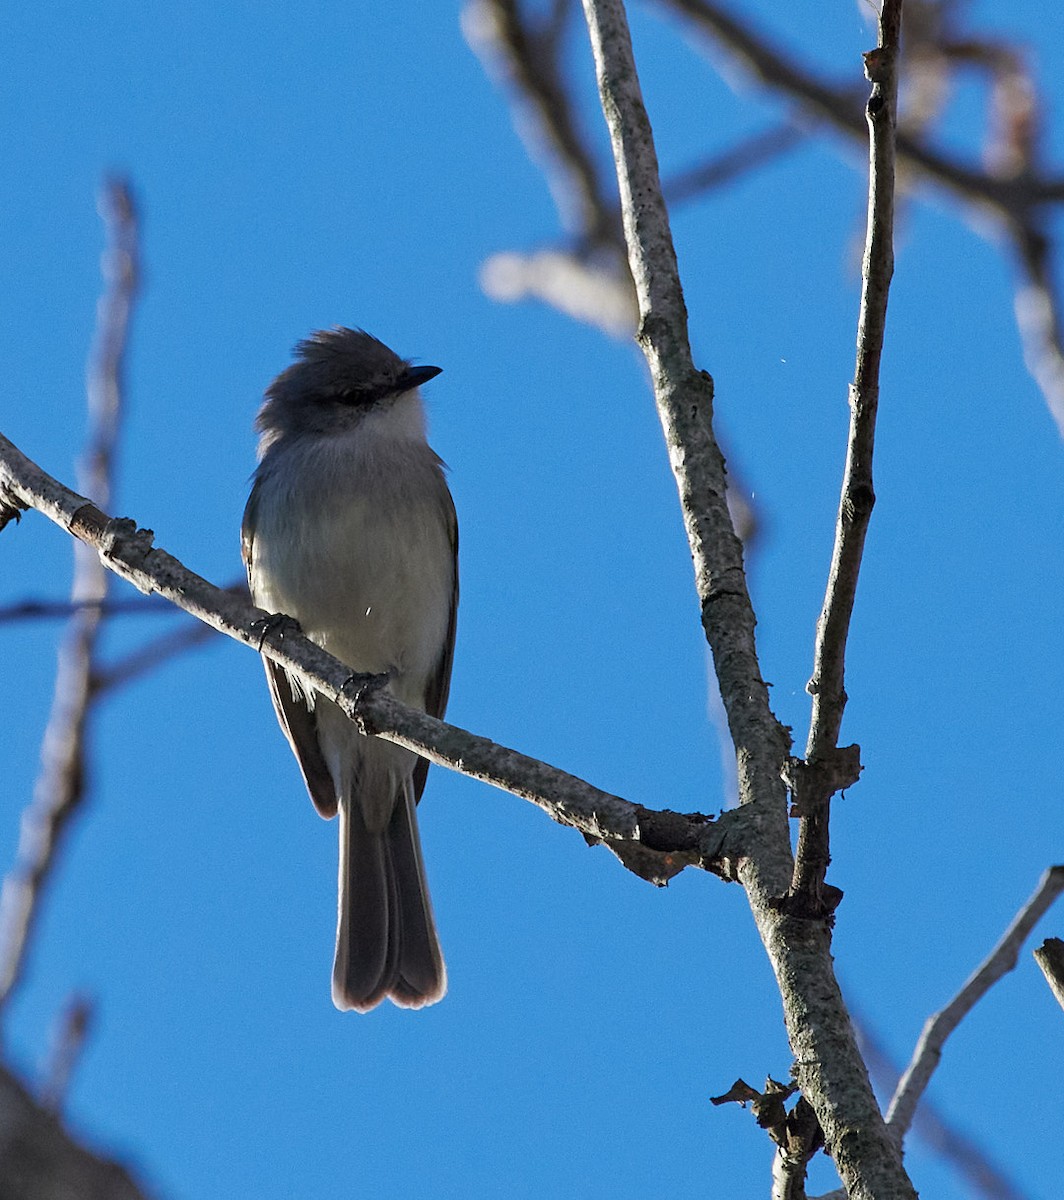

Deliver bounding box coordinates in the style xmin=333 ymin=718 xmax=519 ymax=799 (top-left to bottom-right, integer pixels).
xmin=578 ymin=1 xmax=914 ymax=1195
xmin=463 ymin=0 xmax=616 ymax=245
xmin=886 ymin=865 xmax=1064 ymax=1141
xmin=0 ymin=179 xmax=139 ymax=1016
xmin=786 ymin=9 xmax=901 ymax=917
xmin=849 ymin=1005 xmax=1030 ymax=1200
xmin=0 ymin=430 xmax=756 ymax=886
xmin=657 ymin=0 xmax=1064 ymax=437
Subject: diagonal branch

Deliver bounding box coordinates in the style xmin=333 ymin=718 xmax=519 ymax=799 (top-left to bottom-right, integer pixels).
xmin=0 ymin=179 xmax=139 ymax=1016
xmin=0 ymin=430 xmax=756 ymax=886
xmin=657 ymin=0 xmax=1064 ymax=212
xmin=886 ymin=865 xmax=1064 ymax=1142
xmin=657 ymin=0 xmax=1064 ymax=436
xmin=464 ymin=0 xmax=616 ymax=245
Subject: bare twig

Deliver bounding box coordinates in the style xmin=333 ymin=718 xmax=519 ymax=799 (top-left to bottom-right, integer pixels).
xmin=886 ymin=865 xmax=1064 ymax=1141
xmin=463 ymin=0 xmax=615 ymax=244
xmin=851 ymin=1007 xmax=1031 ymax=1200
xmin=787 ymin=8 xmax=902 ymax=915
xmin=0 ymin=179 xmax=139 ymax=1016
xmin=578 ymin=1 xmax=914 ymax=1195
xmin=663 ymin=122 xmax=807 ymax=205
xmin=40 ymin=994 xmax=93 ymax=1115
xmin=1033 ymin=937 xmax=1064 ymax=1014
xmin=578 ymin=0 xmax=789 ymax=817
xmin=0 ymin=431 xmax=759 ymax=883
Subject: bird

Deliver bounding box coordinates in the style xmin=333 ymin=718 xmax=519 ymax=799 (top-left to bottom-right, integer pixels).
xmin=241 ymin=327 xmax=457 ymax=1011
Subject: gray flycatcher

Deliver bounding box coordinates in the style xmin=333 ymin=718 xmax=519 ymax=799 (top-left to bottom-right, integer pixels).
xmin=242 ymin=327 xmax=457 ymax=1012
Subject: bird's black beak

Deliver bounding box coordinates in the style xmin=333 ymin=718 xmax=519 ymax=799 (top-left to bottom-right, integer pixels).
xmin=400 ymin=365 xmax=443 ymax=390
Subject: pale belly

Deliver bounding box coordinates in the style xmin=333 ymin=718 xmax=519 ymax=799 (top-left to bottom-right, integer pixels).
xmin=248 ymin=467 xmax=453 ymax=705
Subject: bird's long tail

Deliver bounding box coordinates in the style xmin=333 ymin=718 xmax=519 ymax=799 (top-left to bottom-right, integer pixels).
xmin=332 ymin=780 xmax=446 ymax=1012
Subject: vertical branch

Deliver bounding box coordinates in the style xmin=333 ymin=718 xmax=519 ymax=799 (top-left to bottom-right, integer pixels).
xmin=789 ymin=3 xmax=902 ymax=913
xmin=0 ymin=180 xmax=139 ymax=1016
xmin=578 ymin=0 xmax=790 ymax=837
xmin=579 ymin=2 xmax=916 ymax=1196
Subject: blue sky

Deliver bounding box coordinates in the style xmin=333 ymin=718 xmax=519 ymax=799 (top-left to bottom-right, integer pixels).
xmin=2 ymin=2 xmax=1063 ymax=1197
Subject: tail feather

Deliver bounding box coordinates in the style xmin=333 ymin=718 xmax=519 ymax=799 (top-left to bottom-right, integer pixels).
xmin=332 ymin=783 xmax=446 ymax=1012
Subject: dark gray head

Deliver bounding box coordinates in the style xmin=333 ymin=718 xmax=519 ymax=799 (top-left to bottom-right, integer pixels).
xmin=256 ymin=327 xmax=441 ymax=446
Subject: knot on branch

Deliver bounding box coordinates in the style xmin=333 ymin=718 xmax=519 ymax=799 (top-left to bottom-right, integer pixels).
xmin=782 ymin=746 xmax=862 ymax=818
xmin=863 ymin=45 xmax=898 ymax=87
xmin=70 ymin=506 xmax=155 ymax=571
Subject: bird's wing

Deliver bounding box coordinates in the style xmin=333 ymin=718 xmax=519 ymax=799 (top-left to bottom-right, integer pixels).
xmin=412 ymin=486 xmax=458 ymax=804
xmin=262 ymin=659 xmax=338 ymax=819
xmin=242 ymin=485 xmax=338 ymax=819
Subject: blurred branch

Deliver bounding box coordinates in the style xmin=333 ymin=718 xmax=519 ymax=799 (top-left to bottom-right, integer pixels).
xmin=578 ymin=0 xmax=914 ymax=1195
xmin=663 ymin=121 xmax=807 ymax=204
xmin=886 ymin=865 xmax=1064 ymax=1142
xmin=40 ymin=994 xmax=93 ymax=1116
xmin=463 ymin=0 xmax=615 ymax=244
xmin=657 ymin=0 xmax=1064 ymax=435
xmin=0 ymin=586 xmax=242 ymax=691
xmin=657 ymin=0 xmax=1064 ymax=209
xmin=0 ymin=1060 xmax=154 ymax=1200
xmin=1033 ymin=937 xmax=1064 ymax=1014
xmin=0 ymin=431 xmax=763 ymax=885
xmin=785 ymin=16 xmax=901 ymax=918
xmin=92 ymin=615 xmax=224 ymax=694
xmin=0 ymin=595 xmax=169 ymax=623
xmin=0 ymin=179 xmax=139 ymax=1017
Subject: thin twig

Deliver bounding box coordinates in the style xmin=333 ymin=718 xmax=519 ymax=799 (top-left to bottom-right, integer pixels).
xmin=788 ymin=7 xmax=902 ymax=914
xmin=657 ymin=0 xmax=1064 ymax=211
xmin=886 ymin=865 xmax=1064 ymax=1141
xmin=851 ymin=1007 xmax=1031 ymax=1200
xmin=0 ymin=179 xmax=139 ymax=1016
xmin=0 ymin=431 xmax=757 ymax=883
